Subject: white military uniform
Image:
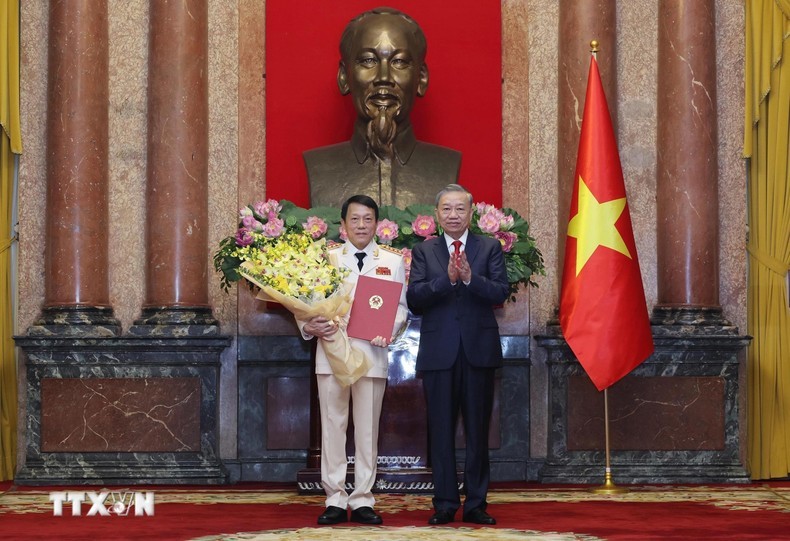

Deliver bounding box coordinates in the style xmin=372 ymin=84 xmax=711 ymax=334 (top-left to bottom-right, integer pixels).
xmin=298 ymin=240 xmax=408 ymax=511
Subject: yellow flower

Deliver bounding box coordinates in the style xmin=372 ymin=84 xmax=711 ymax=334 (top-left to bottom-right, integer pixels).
xmin=235 ymin=230 xmax=348 ymax=302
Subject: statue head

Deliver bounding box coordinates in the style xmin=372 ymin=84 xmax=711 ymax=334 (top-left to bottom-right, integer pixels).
xmin=337 ymin=7 xmax=429 ymax=157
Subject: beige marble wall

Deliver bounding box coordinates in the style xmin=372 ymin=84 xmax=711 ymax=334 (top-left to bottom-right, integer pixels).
xmin=18 ymin=1 xmax=48 ymax=334
xmin=525 ymin=0 xmax=560 ymax=459
xmin=715 ymin=0 xmax=748 ymax=459
xmin=715 ymin=0 xmax=747 ymax=335
xmin=617 ymin=0 xmax=658 ymax=309
xmin=207 ymin=1 xmax=240 ymax=331
xmin=208 ymin=1 xmax=241 ymax=459
xmin=16 ymin=0 xmax=747 ymax=464
xmin=107 ymin=1 xmax=147 ymax=331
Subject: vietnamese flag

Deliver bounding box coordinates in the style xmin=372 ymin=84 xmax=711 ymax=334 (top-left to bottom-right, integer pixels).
xmin=559 ymin=55 xmax=654 ymax=391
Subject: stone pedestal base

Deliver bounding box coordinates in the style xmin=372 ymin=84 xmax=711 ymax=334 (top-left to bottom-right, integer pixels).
xmin=237 ymin=328 xmax=532 ymax=486
xmin=536 ymin=324 xmax=750 ymax=485
xmin=27 ymin=306 xmax=121 ymax=337
xmin=297 ymin=467 xmax=440 ymax=494
xmin=128 ymin=306 xmax=220 ymax=337
xmin=14 ymin=335 xmax=230 ymax=485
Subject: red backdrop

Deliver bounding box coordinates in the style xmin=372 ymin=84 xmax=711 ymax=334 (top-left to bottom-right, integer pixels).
xmin=265 ymin=1 xmax=502 ymax=208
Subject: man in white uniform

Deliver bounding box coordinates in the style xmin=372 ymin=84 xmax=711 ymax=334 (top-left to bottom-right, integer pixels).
xmin=299 ymin=194 xmax=408 ymax=526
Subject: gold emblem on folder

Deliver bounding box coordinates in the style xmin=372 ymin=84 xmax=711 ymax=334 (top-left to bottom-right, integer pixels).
xmin=369 ymin=295 xmax=384 ymax=310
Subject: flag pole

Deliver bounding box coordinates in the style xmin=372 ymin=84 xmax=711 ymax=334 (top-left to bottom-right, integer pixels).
xmin=591 ymin=387 xmax=628 ymax=494
xmin=586 ymin=38 xmax=629 ymax=496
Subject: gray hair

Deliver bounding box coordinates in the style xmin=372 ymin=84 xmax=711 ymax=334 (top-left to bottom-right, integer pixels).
xmin=435 ymin=184 xmax=473 ymax=207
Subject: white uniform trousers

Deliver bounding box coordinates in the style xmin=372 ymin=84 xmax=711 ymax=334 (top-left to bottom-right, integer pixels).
xmin=316 ymin=373 xmax=386 ymax=510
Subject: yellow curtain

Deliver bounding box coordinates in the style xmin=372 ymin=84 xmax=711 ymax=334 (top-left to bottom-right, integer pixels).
xmin=745 ymin=0 xmax=790 ymax=479
xmin=0 ymin=0 xmax=22 ymax=481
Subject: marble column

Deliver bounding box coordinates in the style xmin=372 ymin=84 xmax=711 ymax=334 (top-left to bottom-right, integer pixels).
xmin=29 ymin=0 xmax=120 ymax=336
xmin=131 ymin=0 xmax=218 ymax=335
xmin=556 ymin=0 xmax=617 ymax=282
xmin=653 ymin=0 xmax=724 ymax=326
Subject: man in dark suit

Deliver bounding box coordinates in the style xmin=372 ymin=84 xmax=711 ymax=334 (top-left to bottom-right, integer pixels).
xmin=406 ymin=184 xmax=509 ymax=526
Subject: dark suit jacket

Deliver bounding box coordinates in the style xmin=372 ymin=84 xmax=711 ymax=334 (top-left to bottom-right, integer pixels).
xmin=407 ymin=232 xmax=509 ymax=371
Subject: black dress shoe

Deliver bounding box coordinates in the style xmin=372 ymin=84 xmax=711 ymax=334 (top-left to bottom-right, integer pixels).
xmin=428 ymin=510 xmax=455 ymax=525
xmin=317 ymin=506 xmax=347 ymax=525
xmin=463 ymin=507 xmax=496 ymax=525
xmin=350 ymin=506 xmax=383 ymax=525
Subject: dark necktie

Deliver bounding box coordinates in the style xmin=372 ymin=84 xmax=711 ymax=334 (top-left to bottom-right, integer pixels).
xmin=452 ymin=240 xmax=462 ymax=254
xmin=355 ymin=252 xmax=366 ymax=271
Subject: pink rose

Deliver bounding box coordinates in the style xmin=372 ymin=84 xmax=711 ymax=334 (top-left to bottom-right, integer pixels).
xmin=494 ymin=231 xmax=517 ymax=252
xmin=262 ymin=217 xmax=284 ymax=238
xmin=500 ymin=215 xmax=515 ymax=231
xmin=254 ymin=199 xmax=282 ymax=220
xmin=411 ymin=215 xmax=437 ymax=238
xmin=401 ymin=247 xmax=413 ymax=280
xmin=242 ymin=214 xmax=263 ymax=231
xmin=302 ymin=216 xmax=328 ymax=239
xmin=476 ymin=202 xmax=506 ymax=220
xmin=477 ymin=210 xmax=502 ymax=234
xmin=252 ymin=200 xmax=267 ymax=216
xmin=491 ymin=207 xmax=507 ymax=222
xmin=400 ymin=247 xmax=413 ymax=264
xmin=235 ymin=228 xmax=254 ymax=246
xmin=376 ymin=219 xmax=399 ymax=244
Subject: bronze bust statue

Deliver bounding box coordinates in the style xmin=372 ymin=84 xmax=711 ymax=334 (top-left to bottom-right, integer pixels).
xmin=304 ymin=7 xmax=461 ymax=208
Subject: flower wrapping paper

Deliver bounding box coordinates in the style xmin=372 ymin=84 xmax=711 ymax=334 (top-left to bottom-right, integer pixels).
xmin=240 ymin=261 xmax=371 ymax=386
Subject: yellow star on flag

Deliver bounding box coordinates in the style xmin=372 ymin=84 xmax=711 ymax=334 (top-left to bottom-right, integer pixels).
xmin=567 ymin=175 xmax=632 ymax=275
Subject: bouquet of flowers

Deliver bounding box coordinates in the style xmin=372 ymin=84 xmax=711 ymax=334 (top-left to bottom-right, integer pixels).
xmin=216 ymin=198 xmax=544 ymax=305
xmin=214 ymin=199 xmax=370 ymax=386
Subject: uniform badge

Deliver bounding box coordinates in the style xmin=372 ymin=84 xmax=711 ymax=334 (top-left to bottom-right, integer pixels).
xmin=376 ymin=267 xmax=391 ymax=275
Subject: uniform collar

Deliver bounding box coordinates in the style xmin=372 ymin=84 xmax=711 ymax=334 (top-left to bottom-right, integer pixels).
xmin=341 ymin=240 xmax=379 ymax=258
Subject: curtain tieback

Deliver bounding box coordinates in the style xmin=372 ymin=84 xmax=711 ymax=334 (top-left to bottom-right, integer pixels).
xmin=747 ymin=242 xmax=789 ymax=276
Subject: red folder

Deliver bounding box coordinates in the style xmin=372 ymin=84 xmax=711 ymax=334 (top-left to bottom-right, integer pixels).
xmin=347 ymin=275 xmax=403 ymax=341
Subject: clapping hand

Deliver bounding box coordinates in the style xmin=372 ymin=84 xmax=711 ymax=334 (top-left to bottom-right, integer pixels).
xmin=447 ymin=250 xmax=471 ymax=284
xmin=447 ymin=252 xmax=460 ymax=283
xmin=456 ymin=251 xmax=471 ymax=283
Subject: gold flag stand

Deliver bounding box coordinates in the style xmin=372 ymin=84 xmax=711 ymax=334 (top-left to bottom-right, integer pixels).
xmin=584 ymin=37 xmax=628 ymax=496
xmin=591 ymin=388 xmax=628 ymax=494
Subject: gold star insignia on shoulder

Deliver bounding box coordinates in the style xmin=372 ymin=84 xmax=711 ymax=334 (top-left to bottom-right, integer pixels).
xmin=379 ymin=245 xmax=403 ymax=256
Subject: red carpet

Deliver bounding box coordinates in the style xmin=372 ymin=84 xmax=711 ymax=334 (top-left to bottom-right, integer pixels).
xmin=2 ymin=482 xmax=790 ymax=540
